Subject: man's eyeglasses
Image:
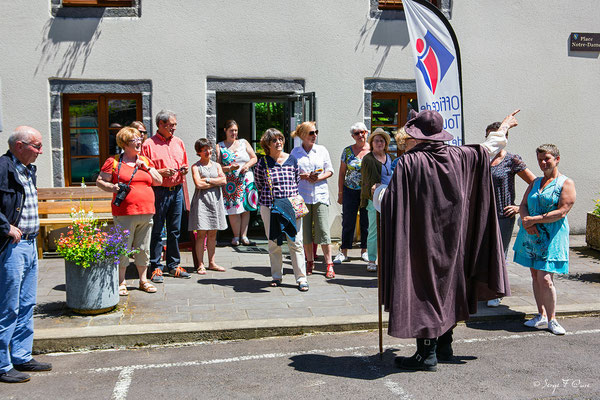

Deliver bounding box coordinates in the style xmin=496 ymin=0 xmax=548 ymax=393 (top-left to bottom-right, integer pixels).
xmin=21 ymin=141 xmax=42 ymax=150
xmin=308 ymin=130 xmax=319 ymax=136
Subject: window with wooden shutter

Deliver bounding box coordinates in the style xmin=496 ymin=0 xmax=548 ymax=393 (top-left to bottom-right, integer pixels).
xmin=377 ymin=0 xmax=439 ymax=10
xmin=62 ymin=0 xmax=133 ymax=7
xmin=62 ymin=93 xmax=142 ymax=186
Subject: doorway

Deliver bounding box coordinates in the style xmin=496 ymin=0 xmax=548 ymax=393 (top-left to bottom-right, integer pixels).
xmin=214 ymin=91 xmax=316 ymax=242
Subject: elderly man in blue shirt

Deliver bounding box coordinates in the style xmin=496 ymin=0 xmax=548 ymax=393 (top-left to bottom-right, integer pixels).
xmin=0 ymin=126 xmax=52 ymax=384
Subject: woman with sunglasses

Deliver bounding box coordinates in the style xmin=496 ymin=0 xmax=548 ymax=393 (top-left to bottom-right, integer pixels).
xmin=97 ymin=127 xmax=163 ymax=296
xmin=290 ymin=122 xmax=335 ymax=278
xmin=334 ymin=123 xmax=370 ymax=265
xmin=254 ymin=129 xmax=308 ymax=291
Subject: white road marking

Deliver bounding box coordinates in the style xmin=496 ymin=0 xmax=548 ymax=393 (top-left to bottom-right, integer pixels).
xmin=384 ymin=379 xmax=414 ymax=399
xmin=111 ymin=367 xmax=134 ymax=400
xmin=36 ymin=328 xmax=600 ymax=385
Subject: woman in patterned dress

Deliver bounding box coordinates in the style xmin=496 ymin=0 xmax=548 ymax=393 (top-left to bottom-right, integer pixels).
xmin=513 ymin=144 xmax=576 ymax=335
xmin=485 ymin=121 xmax=536 ymax=307
xmin=334 ymin=122 xmax=370 ymax=264
xmin=216 ymin=120 xmax=258 ymax=246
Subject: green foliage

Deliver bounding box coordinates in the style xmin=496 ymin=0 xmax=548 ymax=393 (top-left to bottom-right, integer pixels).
xmin=593 ymin=197 xmax=600 ymax=216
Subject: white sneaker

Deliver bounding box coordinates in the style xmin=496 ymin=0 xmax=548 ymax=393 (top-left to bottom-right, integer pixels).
xmin=333 ymin=253 xmax=347 ymax=264
xmin=487 ymin=298 xmax=502 ymax=307
xmin=361 ymin=252 xmax=369 ymax=262
xmin=548 ymin=319 xmax=566 ymax=335
xmin=367 ymin=262 xmax=377 ymax=272
xmin=524 ymin=314 xmax=548 ymax=328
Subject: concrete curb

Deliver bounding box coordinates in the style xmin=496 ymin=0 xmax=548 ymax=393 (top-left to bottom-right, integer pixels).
xmin=33 ymin=306 xmax=600 ymax=354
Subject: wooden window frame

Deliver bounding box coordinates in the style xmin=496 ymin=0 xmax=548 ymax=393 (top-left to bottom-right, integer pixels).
xmin=378 ymin=0 xmax=439 ymax=11
xmin=62 ymin=0 xmax=133 ymax=7
xmin=62 ymin=93 xmax=142 ymax=186
xmin=371 ymin=92 xmax=418 ymax=157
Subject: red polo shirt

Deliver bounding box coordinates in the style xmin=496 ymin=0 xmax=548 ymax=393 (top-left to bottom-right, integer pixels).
xmin=141 ymin=133 xmax=188 ymax=187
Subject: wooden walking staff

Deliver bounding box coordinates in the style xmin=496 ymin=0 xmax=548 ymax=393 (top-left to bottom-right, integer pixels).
xmin=377 ymin=210 xmax=383 ymax=358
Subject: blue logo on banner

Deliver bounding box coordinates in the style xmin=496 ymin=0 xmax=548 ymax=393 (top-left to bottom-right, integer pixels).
xmin=415 ymin=31 xmax=455 ymax=95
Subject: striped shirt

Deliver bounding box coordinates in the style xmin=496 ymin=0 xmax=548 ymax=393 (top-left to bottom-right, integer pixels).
xmin=254 ymin=155 xmax=300 ymax=208
xmin=12 ymin=154 xmax=39 ymax=234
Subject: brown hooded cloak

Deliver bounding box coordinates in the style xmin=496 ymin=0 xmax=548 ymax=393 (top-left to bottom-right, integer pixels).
xmin=380 ymin=142 xmax=509 ymax=339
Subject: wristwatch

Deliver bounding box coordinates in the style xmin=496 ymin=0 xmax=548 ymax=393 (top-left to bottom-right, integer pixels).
xmin=206 ymin=177 xmax=211 ymax=184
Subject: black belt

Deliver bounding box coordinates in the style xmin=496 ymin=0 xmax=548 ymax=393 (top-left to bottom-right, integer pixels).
xmin=22 ymin=232 xmax=38 ymax=240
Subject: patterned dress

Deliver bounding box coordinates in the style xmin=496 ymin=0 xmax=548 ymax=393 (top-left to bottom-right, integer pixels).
xmin=513 ymin=175 xmax=570 ymax=274
xmin=218 ymin=139 xmax=258 ymax=215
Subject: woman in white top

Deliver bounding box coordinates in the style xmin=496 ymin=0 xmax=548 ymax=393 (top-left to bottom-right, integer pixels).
xmin=290 ymin=122 xmax=335 ymax=278
xmin=216 ymin=120 xmax=258 ymax=246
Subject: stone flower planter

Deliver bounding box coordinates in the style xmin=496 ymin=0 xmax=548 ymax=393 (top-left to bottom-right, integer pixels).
xmin=585 ymin=212 xmax=600 ymax=251
xmin=64 ymin=260 xmax=119 ymax=315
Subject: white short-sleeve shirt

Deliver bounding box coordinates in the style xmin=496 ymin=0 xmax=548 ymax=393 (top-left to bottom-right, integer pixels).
xmin=290 ymin=144 xmax=334 ymax=205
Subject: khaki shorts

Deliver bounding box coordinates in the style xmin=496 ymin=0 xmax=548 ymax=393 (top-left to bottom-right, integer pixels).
xmin=302 ymin=202 xmax=331 ymax=245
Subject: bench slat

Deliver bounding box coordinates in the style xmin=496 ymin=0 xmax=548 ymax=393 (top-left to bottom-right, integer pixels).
xmin=38 ymin=201 xmax=112 ymax=215
xmin=38 ymin=187 xmax=113 ymax=201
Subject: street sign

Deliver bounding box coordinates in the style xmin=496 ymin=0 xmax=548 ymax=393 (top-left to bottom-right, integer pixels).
xmin=570 ymin=32 xmax=600 ymax=52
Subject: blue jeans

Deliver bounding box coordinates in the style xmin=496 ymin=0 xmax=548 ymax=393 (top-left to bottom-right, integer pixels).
xmin=0 ymin=239 xmax=38 ymax=373
xmin=341 ymin=186 xmax=368 ymax=250
xmin=150 ymin=186 xmax=183 ymax=271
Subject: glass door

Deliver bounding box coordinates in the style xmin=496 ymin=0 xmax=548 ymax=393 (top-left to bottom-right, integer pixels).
xmin=287 ymin=92 xmax=316 ymax=151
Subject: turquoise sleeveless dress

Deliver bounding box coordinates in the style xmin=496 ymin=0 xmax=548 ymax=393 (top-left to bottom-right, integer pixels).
xmin=513 ymin=175 xmax=570 ymax=274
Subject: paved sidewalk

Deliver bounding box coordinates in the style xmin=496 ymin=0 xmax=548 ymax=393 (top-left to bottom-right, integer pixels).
xmin=32 ymin=236 xmax=600 ymax=353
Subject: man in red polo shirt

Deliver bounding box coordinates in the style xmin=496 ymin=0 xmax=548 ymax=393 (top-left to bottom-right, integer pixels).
xmin=141 ymin=110 xmax=190 ymax=282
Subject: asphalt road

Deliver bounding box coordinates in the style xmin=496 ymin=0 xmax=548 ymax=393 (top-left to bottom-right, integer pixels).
xmin=3 ymin=316 xmax=600 ymax=400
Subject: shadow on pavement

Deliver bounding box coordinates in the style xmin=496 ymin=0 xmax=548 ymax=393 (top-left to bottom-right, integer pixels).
xmin=196 ymin=277 xmax=271 ymax=293
xmin=326 ymin=278 xmax=378 ymax=288
xmin=571 ymin=246 xmax=600 ymax=261
xmin=465 ymin=318 xmax=534 ymax=334
xmin=561 ymin=272 xmax=600 ymax=284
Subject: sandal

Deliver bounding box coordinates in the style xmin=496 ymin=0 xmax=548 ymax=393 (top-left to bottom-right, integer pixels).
xmin=325 ymin=263 xmax=335 ymax=279
xmin=231 ymin=237 xmax=240 ymax=247
xmin=139 ymin=281 xmax=157 ymax=293
xmin=207 ymin=265 xmax=226 ymax=272
xmin=298 ymin=282 xmax=309 ymax=292
xmin=241 ymin=237 xmax=256 ymax=246
xmin=270 ymin=279 xmax=282 ymax=287
xmin=197 ymin=266 xmax=207 ymax=275
xmin=119 ymin=284 xmax=129 ymax=296
xmin=306 ymin=261 xmax=314 ymax=276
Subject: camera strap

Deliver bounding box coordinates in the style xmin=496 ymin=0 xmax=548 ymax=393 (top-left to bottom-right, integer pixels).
xmin=116 ymin=156 xmax=140 ymax=187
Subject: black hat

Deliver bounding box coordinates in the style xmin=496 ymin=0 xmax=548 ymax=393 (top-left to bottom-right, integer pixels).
xmin=404 ymin=110 xmax=453 ymax=142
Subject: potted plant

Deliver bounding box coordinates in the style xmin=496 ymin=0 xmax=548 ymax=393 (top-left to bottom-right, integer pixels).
xmin=55 ymin=209 xmax=134 ymax=315
xmin=586 ymin=197 xmax=600 ymax=251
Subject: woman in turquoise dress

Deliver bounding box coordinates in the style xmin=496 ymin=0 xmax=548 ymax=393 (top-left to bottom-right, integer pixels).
xmin=513 ymin=144 xmax=576 ymax=335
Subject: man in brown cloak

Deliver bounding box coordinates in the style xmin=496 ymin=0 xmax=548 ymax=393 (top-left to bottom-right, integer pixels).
xmin=377 ymin=109 xmax=519 ymax=371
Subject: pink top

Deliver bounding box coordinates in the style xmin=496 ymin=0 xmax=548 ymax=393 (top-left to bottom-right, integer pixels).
xmin=141 ymin=133 xmax=188 ymax=187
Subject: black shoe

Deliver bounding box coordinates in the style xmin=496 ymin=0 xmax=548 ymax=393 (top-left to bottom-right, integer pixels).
xmin=395 ymin=338 xmax=438 ymax=372
xmin=0 ymin=368 xmax=30 ymax=383
xmin=436 ymin=329 xmax=454 ymax=362
xmin=14 ymin=358 xmax=52 ymax=372
xmin=169 ymin=266 xmax=191 ymax=279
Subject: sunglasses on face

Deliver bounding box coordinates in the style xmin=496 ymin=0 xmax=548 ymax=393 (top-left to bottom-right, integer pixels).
xmin=21 ymin=141 xmax=42 ymax=150
xmin=138 ymin=131 xmax=147 ymax=135
xmin=308 ymin=130 xmax=319 ymax=136
xmin=352 ymin=130 xmax=366 ymax=136
xmin=271 ymin=137 xmax=284 ymax=143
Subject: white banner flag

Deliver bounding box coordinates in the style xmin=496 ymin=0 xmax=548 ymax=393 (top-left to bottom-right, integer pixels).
xmin=403 ymin=0 xmax=463 ymax=145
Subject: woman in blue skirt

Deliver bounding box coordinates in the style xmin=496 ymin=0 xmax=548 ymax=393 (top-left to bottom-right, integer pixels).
xmin=513 ymin=144 xmax=576 ymax=335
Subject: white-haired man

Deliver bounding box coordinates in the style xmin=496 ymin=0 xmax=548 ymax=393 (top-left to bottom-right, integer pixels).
xmin=0 ymin=126 xmax=52 ymax=383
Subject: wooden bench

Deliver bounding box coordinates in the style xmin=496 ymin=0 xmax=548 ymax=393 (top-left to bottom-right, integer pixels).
xmin=37 ymin=187 xmax=114 ymax=259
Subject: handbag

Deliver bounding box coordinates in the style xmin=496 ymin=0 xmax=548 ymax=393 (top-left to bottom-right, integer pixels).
xmin=263 ymin=157 xmax=308 ymax=219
